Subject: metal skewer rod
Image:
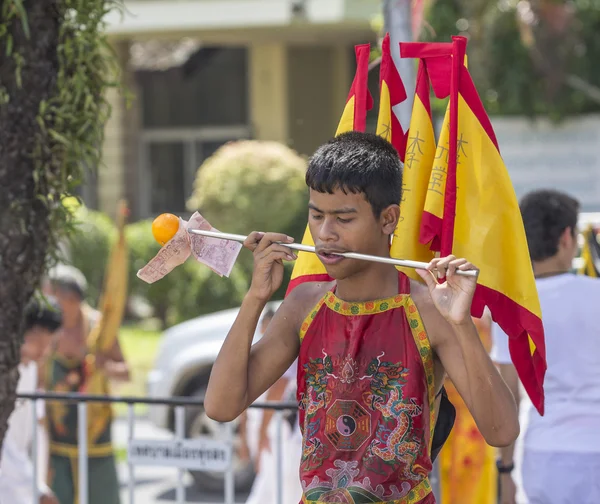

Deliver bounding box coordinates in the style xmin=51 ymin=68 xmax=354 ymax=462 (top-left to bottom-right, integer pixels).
xmin=188 ymin=228 xmax=478 ymax=278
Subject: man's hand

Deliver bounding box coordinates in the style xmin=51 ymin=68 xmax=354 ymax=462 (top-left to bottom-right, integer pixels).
xmin=93 ymin=351 xmax=130 ymax=382
xmin=417 ymin=255 xmax=478 ymax=326
xmin=40 ymin=490 xmax=59 ymax=504
xmin=499 ymin=473 xmax=517 ymax=504
xmin=244 ymin=232 xmax=297 ymax=302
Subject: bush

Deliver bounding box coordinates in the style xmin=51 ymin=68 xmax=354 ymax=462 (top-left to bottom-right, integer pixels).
xmin=67 ymin=204 xmax=117 ymax=306
xmin=188 ymin=140 xmax=308 ymax=237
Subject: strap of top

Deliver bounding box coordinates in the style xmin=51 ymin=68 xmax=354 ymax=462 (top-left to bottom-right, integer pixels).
xmin=404 ymin=295 xmax=436 ymax=456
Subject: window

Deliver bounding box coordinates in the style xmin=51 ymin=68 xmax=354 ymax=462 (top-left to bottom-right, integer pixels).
xmin=136 ymin=46 xmax=249 ymax=217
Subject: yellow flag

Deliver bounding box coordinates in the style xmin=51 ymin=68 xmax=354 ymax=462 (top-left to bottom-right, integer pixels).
xmin=390 ymin=61 xmax=436 ymax=279
xmin=287 ymin=44 xmax=373 ymax=295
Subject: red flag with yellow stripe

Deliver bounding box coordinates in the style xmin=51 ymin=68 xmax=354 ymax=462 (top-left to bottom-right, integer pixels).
xmin=286 ymin=44 xmax=373 ymax=296
xmin=389 ymin=58 xmax=436 ymax=280
xmin=376 ymin=33 xmax=407 ymax=159
xmin=405 ymin=37 xmax=547 ymax=414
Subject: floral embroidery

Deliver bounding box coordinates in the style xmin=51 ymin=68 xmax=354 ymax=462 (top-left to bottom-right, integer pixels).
xmin=324 ymin=292 xmax=407 ymax=316
xmin=302 ymin=460 xmax=431 ymax=503
xmin=298 ymin=275 xmax=436 ymax=503
xmin=404 ymin=297 xmax=436 ymax=454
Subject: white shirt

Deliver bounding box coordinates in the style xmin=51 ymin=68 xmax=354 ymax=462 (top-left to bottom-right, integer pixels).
xmin=491 ymin=274 xmax=600 ymax=453
xmin=0 ymin=362 xmax=50 ymax=504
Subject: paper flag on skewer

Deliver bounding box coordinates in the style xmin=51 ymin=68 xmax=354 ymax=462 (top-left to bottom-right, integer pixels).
xmin=137 ymin=212 xmax=243 ymax=284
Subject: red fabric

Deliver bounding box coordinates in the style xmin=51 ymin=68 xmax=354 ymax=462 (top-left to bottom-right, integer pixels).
xmin=297 ymin=273 xmax=434 ymax=503
xmin=419 ymin=211 xmax=442 ymax=252
xmin=350 ymin=44 xmax=374 ymax=132
xmin=380 ymin=34 xmax=408 ymax=160
xmin=473 ymin=283 xmax=546 ymax=415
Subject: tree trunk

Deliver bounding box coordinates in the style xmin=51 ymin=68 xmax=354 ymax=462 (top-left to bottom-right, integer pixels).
xmin=0 ymin=1 xmax=60 ymax=451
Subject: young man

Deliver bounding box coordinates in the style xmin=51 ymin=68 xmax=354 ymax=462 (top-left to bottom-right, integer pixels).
xmin=0 ymin=296 xmax=62 ymax=504
xmin=492 ymin=190 xmax=600 ymax=504
xmin=205 ymin=132 xmax=519 ymax=503
xmin=45 ymin=265 xmax=129 ymax=504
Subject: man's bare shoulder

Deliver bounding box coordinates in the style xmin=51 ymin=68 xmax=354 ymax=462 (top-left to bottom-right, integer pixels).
xmin=277 ymin=280 xmax=332 ymax=325
xmin=408 ymin=278 xmax=431 ymax=311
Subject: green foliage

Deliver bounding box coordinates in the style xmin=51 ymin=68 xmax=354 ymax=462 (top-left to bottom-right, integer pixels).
xmin=126 ymin=219 xmax=248 ymax=327
xmin=67 ymin=205 xmax=117 ymax=306
xmin=0 ymin=0 xmax=124 ymax=266
xmin=424 ymin=0 xmax=600 ymax=119
xmin=188 ymin=140 xmax=308 ymax=237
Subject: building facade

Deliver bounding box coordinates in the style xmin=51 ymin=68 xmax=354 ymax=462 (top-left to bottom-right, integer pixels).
xmin=94 ymin=0 xmax=382 ymax=219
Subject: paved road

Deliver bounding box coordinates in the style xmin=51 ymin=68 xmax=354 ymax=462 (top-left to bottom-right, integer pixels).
xmin=113 ymin=417 xmax=250 ymax=504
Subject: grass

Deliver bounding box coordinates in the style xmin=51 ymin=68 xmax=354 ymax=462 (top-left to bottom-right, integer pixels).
xmin=110 ymin=322 xmax=162 ymax=417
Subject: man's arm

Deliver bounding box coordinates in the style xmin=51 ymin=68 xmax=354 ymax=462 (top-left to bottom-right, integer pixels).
xmin=497 ymin=363 xmax=520 ymax=502
xmin=415 ymin=256 xmax=520 ymax=447
xmin=205 ymin=292 xmax=301 ymax=422
xmin=205 ymin=232 xmax=314 ymax=423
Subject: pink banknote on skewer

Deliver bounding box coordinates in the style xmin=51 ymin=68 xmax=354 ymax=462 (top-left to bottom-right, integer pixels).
xmin=137 ymin=212 xmax=243 ymax=284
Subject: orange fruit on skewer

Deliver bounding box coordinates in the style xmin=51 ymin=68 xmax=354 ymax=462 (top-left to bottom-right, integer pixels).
xmin=152 ymin=213 xmax=180 ymax=246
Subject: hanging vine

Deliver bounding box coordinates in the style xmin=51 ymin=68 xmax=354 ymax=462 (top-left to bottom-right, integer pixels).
xmin=0 ymin=0 xmax=125 ymax=263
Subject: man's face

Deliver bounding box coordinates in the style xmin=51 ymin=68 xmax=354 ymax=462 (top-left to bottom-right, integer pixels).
xmin=54 ymin=286 xmax=81 ymax=315
xmin=308 ymin=188 xmax=398 ymax=280
xmin=21 ymin=326 xmax=55 ymax=363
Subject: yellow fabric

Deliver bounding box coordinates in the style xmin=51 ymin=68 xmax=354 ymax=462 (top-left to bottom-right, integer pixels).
xmin=404 ymin=296 xmax=436 ymax=453
xmin=422 ymin=105 xmax=450 ymax=224
xmin=424 ymin=96 xmax=542 ymax=332
xmin=389 ymin=93 xmax=437 ymax=280
xmin=335 ymin=95 xmax=356 ymax=137
xmin=50 ymin=441 xmax=114 ymax=458
xmin=376 ymin=81 xmax=392 ymax=142
xmin=291 ymin=86 xmax=358 ymax=284
xmin=579 ymin=225 xmax=598 ymax=277
xmin=83 ymin=201 xmax=129 ymax=443
xmin=453 ymin=96 xmax=542 ymax=319
xmin=86 ymin=199 xmax=129 ymax=354
xmin=439 ymin=315 xmax=497 ymax=504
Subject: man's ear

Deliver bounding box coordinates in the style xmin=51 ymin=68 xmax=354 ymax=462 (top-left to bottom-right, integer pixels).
xmin=560 ymin=226 xmax=576 ymax=249
xmin=381 ymin=204 xmax=400 ymax=236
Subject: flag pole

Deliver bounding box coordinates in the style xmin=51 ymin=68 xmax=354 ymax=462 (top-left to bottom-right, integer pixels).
xmin=188 ymin=228 xmax=478 ymax=278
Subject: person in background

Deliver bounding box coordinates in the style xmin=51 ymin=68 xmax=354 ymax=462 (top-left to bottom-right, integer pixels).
xmin=493 ymin=189 xmax=600 ymax=504
xmin=45 ymin=265 xmax=129 ymax=504
xmin=0 ymin=296 xmax=62 ymax=504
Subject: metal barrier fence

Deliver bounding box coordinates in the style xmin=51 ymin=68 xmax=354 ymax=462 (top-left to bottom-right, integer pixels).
xmin=17 ymin=392 xmax=441 ymax=504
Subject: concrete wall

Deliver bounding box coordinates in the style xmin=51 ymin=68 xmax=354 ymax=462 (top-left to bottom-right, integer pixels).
xmin=97 ymin=39 xmax=355 ymax=217
xmin=98 ymin=41 xmax=137 ymax=219
xmin=287 ymin=45 xmax=351 ymax=156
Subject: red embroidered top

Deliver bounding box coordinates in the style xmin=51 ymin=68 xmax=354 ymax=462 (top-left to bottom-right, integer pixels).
xmin=297 ymin=272 xmax=436 ymax=504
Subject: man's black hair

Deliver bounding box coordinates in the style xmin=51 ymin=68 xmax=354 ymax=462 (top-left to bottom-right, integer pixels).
xmin=519 ymin=189 xmax=580 ymax=262
xmin=24 ymin=296 xmax=63 ymax=333
xmin=49 ymin=264 xmax=87 ymax=301
xmin=305 ymin=131 xmax=402 ymax=216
